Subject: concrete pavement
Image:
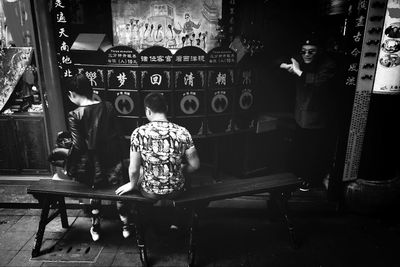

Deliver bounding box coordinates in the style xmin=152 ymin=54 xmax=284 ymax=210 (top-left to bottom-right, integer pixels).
xmin=0 ymin=201 xmax=399 ymax=267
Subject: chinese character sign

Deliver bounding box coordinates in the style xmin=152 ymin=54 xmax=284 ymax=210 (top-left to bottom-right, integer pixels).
xmin=108 ymin=69 xmax=136 ymax=89
xmin=344 ymin=0 xmax=370 ymax=89
xmin=208 ymin=69 xmax=234 ymax=87
xmin=373 ymin=0 xmax=400 ymax=94
xmin=111 ymin=0 xmax=222 ymax=53
xmin=107 ymin=46 xmax=140 ymax=65
xmin=141 ymin=70 xmax=171 ymax=89
xmin=53 ymin=0 xmax=74 ymax=78
xmin=175 ymin=70 xmax=205 ymax=89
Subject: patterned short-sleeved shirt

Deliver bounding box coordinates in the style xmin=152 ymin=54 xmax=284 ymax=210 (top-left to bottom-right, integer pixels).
xmin=131 ymin=121 xmax=194 ymax=195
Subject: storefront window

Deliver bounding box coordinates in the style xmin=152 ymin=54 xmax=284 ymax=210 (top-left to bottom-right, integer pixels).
xmin=0 ymin=0 xmax=49 ymax=174
xmin=0 ymin=0 xmax=42 ymax=115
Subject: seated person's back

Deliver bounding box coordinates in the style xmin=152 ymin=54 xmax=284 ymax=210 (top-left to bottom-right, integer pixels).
xmin=132 ymin=121 xmax=194 ymax=195
xmin=66 ymin=75 xmax=126 ymax=187
xmin=116 ymin=93 xmax=200 ymax=199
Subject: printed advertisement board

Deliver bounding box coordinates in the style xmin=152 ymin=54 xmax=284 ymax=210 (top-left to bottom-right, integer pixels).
xmin=111 ymin=0 xmax=222 ymax=53
xmin=373 ymin=0 xmax=400 ymax=94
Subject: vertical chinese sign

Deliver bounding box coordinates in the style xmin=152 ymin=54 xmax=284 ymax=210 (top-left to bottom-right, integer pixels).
xmin=52 ymin=0 xmax=74 ymax=79
xmin=226 ymin=0 xmax=236 ymax=44
xmin=343 ymin=0 xmax=388 ymax=181
xmin=207 ymin=47 xmax=236 ymax=134
xmin=373 ymin=0 xmax=400 ymax=94
xmin=344 ymin=0 xmax=368 ymax=91
xmin=106 ymin=46 xmax=141 ymax=136
xmin=173 ymin=46 xmax=207 ymax=136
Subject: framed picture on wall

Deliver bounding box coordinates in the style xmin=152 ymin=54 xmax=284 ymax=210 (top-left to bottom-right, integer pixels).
xmin=111 ymin=0 xmax=222 ymax=53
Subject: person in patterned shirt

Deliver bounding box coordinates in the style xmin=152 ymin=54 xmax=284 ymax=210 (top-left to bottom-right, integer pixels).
xmin=116 ymin=93 xmax=200 ymax=199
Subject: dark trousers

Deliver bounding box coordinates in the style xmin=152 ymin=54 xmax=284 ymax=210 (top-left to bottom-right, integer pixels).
xmin=291 ymin=126 xmax=334 ymax=186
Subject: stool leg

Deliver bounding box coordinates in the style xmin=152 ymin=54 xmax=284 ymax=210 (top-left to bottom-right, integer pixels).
xmin=272 ymin=191 xmax=299 ymax=249
xmin=133 ymin=205 xmax=149 ymax=267
xmin=32 ymin=196 xmax=50 ymax=257
xmin=58 ymin=197 xmax=69 ymax=228
xmin=188 ymin=208 xmax=199 ymax=267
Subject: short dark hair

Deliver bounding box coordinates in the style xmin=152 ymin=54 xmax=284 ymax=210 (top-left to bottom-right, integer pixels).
xmin=67 ymin=74 xmax=93 ymax=99
xmin=144 ymin=93 xmax=168 ymax=114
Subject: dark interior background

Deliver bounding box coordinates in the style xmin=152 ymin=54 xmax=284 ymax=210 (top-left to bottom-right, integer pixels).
xmin=64 ymin=0 xmax=346 ymax=114
xmin=62 ymin=0 xmax=352 ymax=178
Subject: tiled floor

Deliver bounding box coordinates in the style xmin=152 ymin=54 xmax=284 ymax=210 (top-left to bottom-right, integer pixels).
xmin=0 ymin=203 xmax=399 ymax=267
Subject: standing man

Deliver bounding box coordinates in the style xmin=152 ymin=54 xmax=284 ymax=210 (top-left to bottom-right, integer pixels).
xmin=280 ymin=34 xmax=338 ymax=191
xmin=116 ymin=93 xmax=200 ymax=199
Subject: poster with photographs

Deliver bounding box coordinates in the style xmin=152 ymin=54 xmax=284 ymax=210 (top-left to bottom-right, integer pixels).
xmin=373 ymin=0 xmax=400 ymax=94
xmin=111 ymin=0 xmax=222 ymax=53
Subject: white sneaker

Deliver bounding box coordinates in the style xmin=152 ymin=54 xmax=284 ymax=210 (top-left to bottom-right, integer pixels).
xmin=90 ymin=226 xmax=100 ymax=241
xmin=122 ymin=225 xmax=131 ymax=238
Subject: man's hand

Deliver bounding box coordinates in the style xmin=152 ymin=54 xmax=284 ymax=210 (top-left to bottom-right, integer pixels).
xmin=280 ymin=63 xmax=291 ymax=70
xmin=183 ymin=147 xmax=200 ymax=174
xmin=291 ymin=58 xmax=303 ymax=77
xmin=115 ymin=182 xmax=135 ymax=196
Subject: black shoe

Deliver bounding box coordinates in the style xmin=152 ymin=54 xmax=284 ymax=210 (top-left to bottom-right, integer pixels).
xmin=299 ymin=181 xmax=310 ymax=192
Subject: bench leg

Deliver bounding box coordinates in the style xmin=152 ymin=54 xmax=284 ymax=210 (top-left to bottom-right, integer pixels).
xmin=132 ymin=205 xmax=149 ymax=267
xmin=188 ymin=208 xmax=199 ymax=267
xmin=266 ymin=197 xmax=280 ymax=222
xmin=32 ymin=196 xmax=50 ymax=257
xmin=58 ymin=197 xmax=69 ymax=228
xmin=271 ymin=191 xmax=299 ymax=249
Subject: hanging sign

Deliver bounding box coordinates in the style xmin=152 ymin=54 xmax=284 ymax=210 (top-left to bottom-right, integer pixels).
xmin=207 ymin=47 xmax=236 ymax=64
xmin=343 ymin=0 xmax=388 ymax=181
xmin=173 ymin=46 xmax=206 ymax=64
xmin=139 ymin=46 xmax=173 ymax=64
xmin=106 ymin=46 xmax=139 ymax=65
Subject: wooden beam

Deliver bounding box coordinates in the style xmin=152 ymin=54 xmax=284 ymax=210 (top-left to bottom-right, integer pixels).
xmin=32 ymin=0 xmax=66 ymax=146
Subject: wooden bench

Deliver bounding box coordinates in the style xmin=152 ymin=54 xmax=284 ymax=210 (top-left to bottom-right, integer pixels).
xmin=27 ymin=172 xmax=300 ymax=267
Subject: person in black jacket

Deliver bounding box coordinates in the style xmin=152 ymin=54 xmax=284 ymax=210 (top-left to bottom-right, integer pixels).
xmin=280 ymin=34 xmax=338 ymax=191
xmin=65 ymin=74 xmax=130 ymax=241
